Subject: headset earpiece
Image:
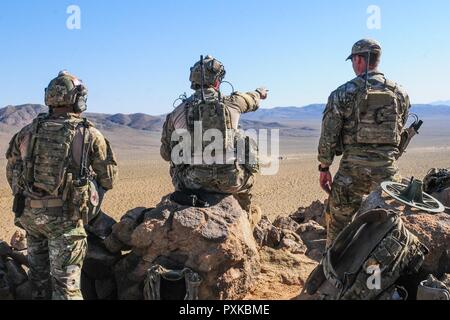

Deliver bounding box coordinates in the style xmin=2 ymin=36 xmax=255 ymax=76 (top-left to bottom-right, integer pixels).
xmin=73 ymin=84 xmax=88 ymax=113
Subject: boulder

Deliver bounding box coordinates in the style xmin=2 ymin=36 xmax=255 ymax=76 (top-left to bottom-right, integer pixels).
xmin=273 ymin=216 xmax=301 ymax=232
xmin=254 ymin=216 xmax=307 ymax=255
xmin=431 ymin=188 xmax=450 ymax=214
xmin=118 ymin=194 xmax=260 ymax=300
xmin=246 ymin=247 xmax=318 ymax=300
xmin=104 ymin=208 xmax=148 ymax=254
xmin=291 ymin=200 xmax=327 ymax=228
xmin=254 ymin=202 xmax=328 ymax=262
xmin=403 ymin=214 xmax=450 ymax=275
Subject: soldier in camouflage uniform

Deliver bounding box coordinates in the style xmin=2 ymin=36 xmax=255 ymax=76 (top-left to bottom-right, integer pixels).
xmin=318 ymin=40 xmax=411 ymax=246
xmin=5 ymin=71 xmax=118 ymax=300
xmin=161 ymin=56 xmax=268 ymax=213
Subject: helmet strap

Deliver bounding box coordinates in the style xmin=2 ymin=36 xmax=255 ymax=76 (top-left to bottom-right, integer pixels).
xmin=50 ymin=105 xmax=76 ymax=115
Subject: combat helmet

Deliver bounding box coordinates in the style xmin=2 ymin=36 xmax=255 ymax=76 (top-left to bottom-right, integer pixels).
xmin=189 ymin=55 xmax=226 ymax=90
xmin=44 ymin=70 xmax=88 ymax=112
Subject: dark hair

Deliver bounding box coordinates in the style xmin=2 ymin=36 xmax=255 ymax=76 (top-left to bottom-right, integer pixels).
xmin=357 ymin=52 xmax=380 ymax=68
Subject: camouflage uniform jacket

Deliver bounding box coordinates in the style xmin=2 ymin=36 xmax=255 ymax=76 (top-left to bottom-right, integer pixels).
xmin=6 ymin=113 xmax=118 ymax=197
xmin=161 ymin=88 xmax=262 ymax=163
xmin=318 ymin=71 xmax=411 ymax=167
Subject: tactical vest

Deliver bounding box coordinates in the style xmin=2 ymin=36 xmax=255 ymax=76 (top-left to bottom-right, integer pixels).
xmin=186 ymin=95 xmax=233 ymax=163
xmin=185 ymin=95 xmax=260 ymax=173
xmin=344 ymin=77 xmax=403 ymax=147
xmin=305 ymin=209 xmax=428 ymax=300
xmin=23 ymin=114 xmax=89 ymax=197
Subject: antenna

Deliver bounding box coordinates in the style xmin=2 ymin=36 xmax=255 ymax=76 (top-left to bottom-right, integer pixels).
xmin=365 ymin=51 xmax=371 ymax=90
xmin=200 ymin=55 xmax=206 ymax=103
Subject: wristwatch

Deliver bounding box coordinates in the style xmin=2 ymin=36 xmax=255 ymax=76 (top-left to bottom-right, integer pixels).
xmin=319 ymin=165 xmax=330 ymax=172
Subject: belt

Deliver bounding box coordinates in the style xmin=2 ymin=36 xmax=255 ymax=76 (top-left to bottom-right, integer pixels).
xmin=26 ymin=198 xmax=64 ymax=209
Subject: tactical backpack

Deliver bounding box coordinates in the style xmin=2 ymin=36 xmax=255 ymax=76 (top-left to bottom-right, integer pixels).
xmin=20 ymin=114 xmax=101 ymax=223
xmin=352 ymin=77 xmax=403 ymax=146
xmin=186 ymin=94 xmax=233 ymax=161
xmin=23 ymin=114 xmax=85 ymax=196
xmin=186 ymin=95 xmax=259 ymax=173
xmin=305 ymin=209 xmax=429 ymax=300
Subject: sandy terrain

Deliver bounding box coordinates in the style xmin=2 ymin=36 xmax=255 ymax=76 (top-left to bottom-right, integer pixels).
xmin=1 ymin=130 xmax=448 ymax=242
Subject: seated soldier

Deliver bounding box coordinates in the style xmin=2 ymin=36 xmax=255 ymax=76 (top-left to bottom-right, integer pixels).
xmin=160 ymin=55 xmax=268 ymax=215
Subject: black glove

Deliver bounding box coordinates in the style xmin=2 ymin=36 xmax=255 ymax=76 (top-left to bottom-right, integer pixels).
xmin=0 ymin=242 xmax=12 ymax=257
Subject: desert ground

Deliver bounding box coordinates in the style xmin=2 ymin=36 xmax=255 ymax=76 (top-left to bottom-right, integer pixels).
xmin=1 ymin=126 xmax=449 ymax=242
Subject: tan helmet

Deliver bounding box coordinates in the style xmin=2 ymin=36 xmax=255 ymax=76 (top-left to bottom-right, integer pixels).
xmin=189 ymin=55 xmax=226 ymax=90
xmin=44 ymin=71 xmax=88 ymax=112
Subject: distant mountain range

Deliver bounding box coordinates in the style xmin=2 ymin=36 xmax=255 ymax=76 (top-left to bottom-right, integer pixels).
xmin=1 ymin=103 xmax=449 ymax=136
xmin=0 ymin=104 xmax=291 ymax=134
xmin=242 ymin=104 xmax=450 ymax=122
xmin=431 ymin=100 xmax=450 ymax=106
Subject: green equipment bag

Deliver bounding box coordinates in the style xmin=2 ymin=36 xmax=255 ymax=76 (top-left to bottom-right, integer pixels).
xmin=354 ymin=79 xmax=403 ymax=146
xmin=143 ymin=265 xmax=202 ymax=300
xmin=305 ymin=209 xmax=429 ymax=300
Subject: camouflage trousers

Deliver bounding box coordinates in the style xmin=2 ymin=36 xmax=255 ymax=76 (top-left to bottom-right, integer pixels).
xmin=19 ymin=207 xmax=87 ymax=300
xmin=327 ymin=158 xmax=401 ymax=247
xmin=171 ymin=164 xmax=255 ymax=212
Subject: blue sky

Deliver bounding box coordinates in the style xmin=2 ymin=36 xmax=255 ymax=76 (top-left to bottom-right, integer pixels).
xmin=1 ymin=0 xmax=449 ymax=114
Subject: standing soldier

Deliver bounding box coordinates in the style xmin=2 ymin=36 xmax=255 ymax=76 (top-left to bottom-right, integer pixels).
xmin=5 ymin=71 xmax=118 ymax=300
xmin=161 ymin=55 xmax=268 ymax=215
xmin=318 ymin=39 xmax=411 ymax=247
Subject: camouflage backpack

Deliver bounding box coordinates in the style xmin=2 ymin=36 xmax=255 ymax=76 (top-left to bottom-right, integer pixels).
xmin=352 ymin=77 xmax=403 ymax=146
xmin=186 ymin=92 xmax=236 ymax=165
xmin=305 ymin=209 xmax=428 ymax=300
xmin=23 ymin=114 xmax=88 ymax=196
xmin=186 ymin=95 xmax=259 ymax=173
xmin=19 ymin=114 xmax=101 ymax=223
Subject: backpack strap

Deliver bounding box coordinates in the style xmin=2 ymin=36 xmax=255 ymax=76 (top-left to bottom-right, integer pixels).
xmin=349 ymin=76 xmax=367 ymax=89
xmin=23 ymin=114 xmax=48 ymax=187
xmin=77 ymin=118 xmax=92 ymax=180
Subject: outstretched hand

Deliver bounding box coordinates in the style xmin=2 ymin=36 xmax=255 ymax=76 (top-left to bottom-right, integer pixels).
xmin=320 ymin=171 xmax=333 ymax=195
xmin=256 ymin=87 xmax=269 ymax=100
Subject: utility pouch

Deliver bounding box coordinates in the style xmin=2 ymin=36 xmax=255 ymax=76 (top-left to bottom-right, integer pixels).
xmin=356 ymin=88 xmax=401 ymax=145
xmin=71 ymin=179 xmax=101 ymax=225
xmin=72 ymin=180 xmax=90 ymax=223
xmin=12 ymin=194 xmax=26 ymax=219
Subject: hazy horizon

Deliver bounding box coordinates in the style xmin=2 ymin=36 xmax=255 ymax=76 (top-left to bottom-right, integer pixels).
xmin=2 ymin=100 xmax=450 ymax=118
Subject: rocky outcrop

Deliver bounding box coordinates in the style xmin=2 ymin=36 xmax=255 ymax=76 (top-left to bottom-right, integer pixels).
xmin=107 ymin=194 xmax=261 ymax=300
xmin=290 ymin=200 xmax=327 ymax=228
xmin=254 ymin=200 xmax=327 ymax=262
